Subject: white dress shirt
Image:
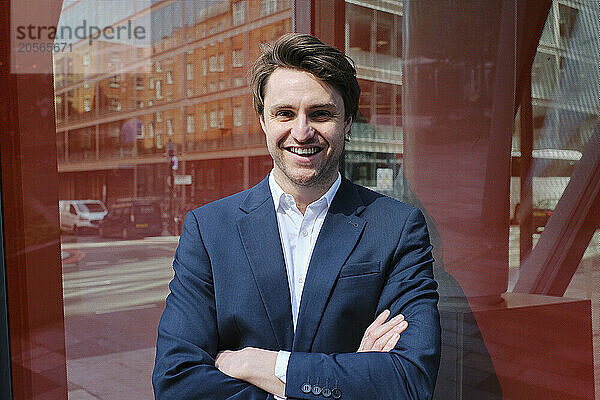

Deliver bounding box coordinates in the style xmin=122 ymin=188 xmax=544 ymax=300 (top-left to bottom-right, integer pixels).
xmin=268 ymin=172 xmax=341 ymax=399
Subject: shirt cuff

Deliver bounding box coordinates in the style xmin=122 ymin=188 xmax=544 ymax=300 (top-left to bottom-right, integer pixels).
xmin=274 ymin=351 xmax=290 ymax=400
xmin=275 ymin=350 xmax=291 ymax=383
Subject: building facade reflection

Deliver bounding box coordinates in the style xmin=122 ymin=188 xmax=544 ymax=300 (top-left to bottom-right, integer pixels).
xmin=54 ymin=0 xmax=291 ymax=211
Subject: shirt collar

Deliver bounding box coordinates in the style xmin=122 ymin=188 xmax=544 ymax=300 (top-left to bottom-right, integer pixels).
xmin=269 ymin=171 xmax=342 ymax=212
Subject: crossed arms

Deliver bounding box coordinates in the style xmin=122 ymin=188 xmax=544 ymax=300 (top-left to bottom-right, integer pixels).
xmin=215 ymin=309 xmax=409 ymax=398
xmin=152 ymin=207 xmax=441 ymax=399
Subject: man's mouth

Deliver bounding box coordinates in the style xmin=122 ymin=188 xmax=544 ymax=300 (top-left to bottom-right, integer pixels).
xmin=286 ymin=147 xmax=322 ymax=157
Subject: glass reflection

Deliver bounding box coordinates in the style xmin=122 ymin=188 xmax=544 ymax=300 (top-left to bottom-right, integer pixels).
xmin=6 ymin=0 xmax=592 ymax=397
xmin=52 ymin=0 xmax=291 ymax=397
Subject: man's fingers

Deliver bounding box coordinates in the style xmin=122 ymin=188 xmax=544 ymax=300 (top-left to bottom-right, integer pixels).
xmin=368 ymin=309 xmax=390 ymax=331
xmin=370 ymin=314 xmax=404 ymax=340
xmin=358 ymin=310 xmax=390 ymax=351
xmin=372 ymin=320 xmax=408 ymax=351
xmin=358 ymin=311 xmax=406 ymax=352
xmin=382 ymin=333 xmax=400 ymax=352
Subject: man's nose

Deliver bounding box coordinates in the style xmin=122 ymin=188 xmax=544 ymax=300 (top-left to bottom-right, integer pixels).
xmin=290 ymin=115 xmax=315 ymax=142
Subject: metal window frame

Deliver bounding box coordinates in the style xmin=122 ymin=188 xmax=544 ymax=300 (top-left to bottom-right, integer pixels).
xmin=0 ymin=158 xmax=13 ymax=400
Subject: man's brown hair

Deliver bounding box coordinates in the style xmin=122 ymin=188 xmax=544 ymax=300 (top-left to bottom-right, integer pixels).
xmin=250 ymin=33 xmax=360 ymax=121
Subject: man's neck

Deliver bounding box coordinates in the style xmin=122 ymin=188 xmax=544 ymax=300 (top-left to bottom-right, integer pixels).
xmin=271 ymin=171 xmax=339 ymax=215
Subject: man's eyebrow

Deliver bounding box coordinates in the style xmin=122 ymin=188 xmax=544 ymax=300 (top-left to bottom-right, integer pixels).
xmin=308 ymin=103 xmax=338 ymax=111
xmin=268 ymin=104 xmax=294 ymax=112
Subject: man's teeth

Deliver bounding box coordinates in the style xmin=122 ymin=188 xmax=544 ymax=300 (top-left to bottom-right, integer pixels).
xmin=288 ymin=147 xmax=320 ymax=155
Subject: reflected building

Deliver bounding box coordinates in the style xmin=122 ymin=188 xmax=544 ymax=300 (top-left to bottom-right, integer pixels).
xmin=54 ymin=0 xmax=409 ymax=210
xmin=54 ymin=0 xmax=598 ymax=217
xmin=344 ymin=0 xmax=403 ymax=194
xmin=512 ymin=0 xmax=599 ymax=216
xmin=54 ymin=0 xmax=291 ymax=209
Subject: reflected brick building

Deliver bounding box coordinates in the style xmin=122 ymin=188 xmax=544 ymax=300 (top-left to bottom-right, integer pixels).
xmin=54 ymin=0 xmax=410 ymax=211
xmin=55 ymin=0 xmax=292 ymax=208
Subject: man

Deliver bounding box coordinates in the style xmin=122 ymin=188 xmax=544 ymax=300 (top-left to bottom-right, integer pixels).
xmin=153 ymin=33 xmax=441 ymax=399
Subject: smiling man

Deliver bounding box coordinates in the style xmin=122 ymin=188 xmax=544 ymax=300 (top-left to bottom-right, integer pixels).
xmin=261 ymin=67 xmax=349 ymax=213
xmin=153 ymin=33 xmax=441 ymax=400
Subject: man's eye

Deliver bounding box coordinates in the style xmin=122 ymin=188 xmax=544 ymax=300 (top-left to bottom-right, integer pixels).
xmin=275 ymin=110 xmax=294 ymax=118
xmin=311 ymin=111 xmax=333 ymax=120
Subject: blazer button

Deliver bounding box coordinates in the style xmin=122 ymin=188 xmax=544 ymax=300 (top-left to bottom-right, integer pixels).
xmin=301 ymin=383 xmax=312 ymax=393
xmin=321 ymin=387 xmax=332 ymax=397
xmin=331 ymin=388 xmax=342 ymax=399
xmin=311 ymin=385 xmax=322 ymax=395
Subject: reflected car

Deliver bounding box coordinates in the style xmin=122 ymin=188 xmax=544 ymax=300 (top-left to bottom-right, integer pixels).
xmin=511 ymin=198 xmax=558 ymax=232
xmin=59 ymin=200 xmax=108 ymax=234
xmin=99 ymin=199 xmax=163 ymax=239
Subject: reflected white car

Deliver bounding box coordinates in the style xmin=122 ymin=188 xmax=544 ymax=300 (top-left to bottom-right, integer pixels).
xmin=59 ymin=200 xmax=108 ymax=233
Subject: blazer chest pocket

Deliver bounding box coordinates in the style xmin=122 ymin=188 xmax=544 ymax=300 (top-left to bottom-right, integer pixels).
xmin=338 ymin=261 xmax=381 ymax=278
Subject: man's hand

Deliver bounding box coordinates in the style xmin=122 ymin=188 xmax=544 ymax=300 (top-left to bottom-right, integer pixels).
xmin=215 ymin=347 xmax=285 ymax=398
xmin=357 ymin=309 xmax=408 ymax=352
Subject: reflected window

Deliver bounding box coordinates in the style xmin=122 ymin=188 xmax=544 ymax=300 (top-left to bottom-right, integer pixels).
xmin=232 ymin=49 xmax=243 ymax=67
xmin=233 ymin=0 xmax=246 ymax=25
xmin=209 ymin=55 xmax=218 ymax=72
xmin=218 ymin=109 xmax=224 ymax=128
xmin=83 ymin=97 xmax=91 ymax=112
xmin=233 ymin=106 xmax=243 ymax=127
xmin=347 ymin=4 xmax=371 ymax=54
xmin=186 ymin=115 xmax=195 ymax=133
xmin=210 ymin=110 xmax=218 ymax=128
xmin=83 ymin=51 xmax=91 ymax=66
xmin=558 ymin=4 xmax=578 ymax=45
xmin=108 ymin=98 xmax=121 ymax=112
xmin=155 ymin=80 xmax=163 ymax=99
xmin=109 ymin=75 xmax=120 ymax=88
xmin=156 ymin=130 xmax=163 ymax=149
xmin=261 ymin=0 xmax=278 ymax=16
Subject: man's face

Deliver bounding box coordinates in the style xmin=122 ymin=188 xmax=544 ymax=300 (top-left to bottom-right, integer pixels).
xmin=260 ymin=68 xmax=352 ymax=193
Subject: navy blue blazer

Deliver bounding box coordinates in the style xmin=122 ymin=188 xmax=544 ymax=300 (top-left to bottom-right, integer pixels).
xmin=153 ymin=176 xmax=441 ymax=399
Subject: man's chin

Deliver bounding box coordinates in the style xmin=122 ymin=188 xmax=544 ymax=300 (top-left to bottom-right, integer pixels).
xmin=285 ymin=171 xmax=338 ymax=190
xmin=287 ymin=175 xmax=319 ymax=187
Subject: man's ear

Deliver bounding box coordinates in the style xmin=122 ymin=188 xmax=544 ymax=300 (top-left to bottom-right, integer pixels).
xmin=259 ymin=115 xmax=267 ymax=134
xmin=344 ymin=116 xmax=353 ymax=135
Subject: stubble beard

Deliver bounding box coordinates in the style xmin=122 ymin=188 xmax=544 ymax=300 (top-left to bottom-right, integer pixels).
xmin=272 ymin=143 xmax=344 ymax=193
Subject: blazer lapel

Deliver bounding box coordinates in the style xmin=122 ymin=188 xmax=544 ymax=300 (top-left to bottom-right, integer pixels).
xmin=237 ymin=178 xmax=294 ymax=351
xmin=293 ymin=178 xmax=366 ymax=352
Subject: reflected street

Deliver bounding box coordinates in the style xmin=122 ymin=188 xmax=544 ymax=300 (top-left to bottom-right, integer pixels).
xmin=61 ymin=235 xmax=178 ymax=399
xmin=62 ymin=235 xmax=177 ymax=317
xmin=59 ymin=228 xmax=599 ymax=399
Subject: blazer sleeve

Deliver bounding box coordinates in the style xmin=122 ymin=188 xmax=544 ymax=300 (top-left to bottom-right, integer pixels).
xmin=285 ymin=208 xmax=441 ymax=400
xmin=152 ymin=211 xmax=268 ymax=399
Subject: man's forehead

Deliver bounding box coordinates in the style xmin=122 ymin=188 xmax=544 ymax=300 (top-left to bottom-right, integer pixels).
xmin=263 ymin=68 xmax=344 ymax=107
